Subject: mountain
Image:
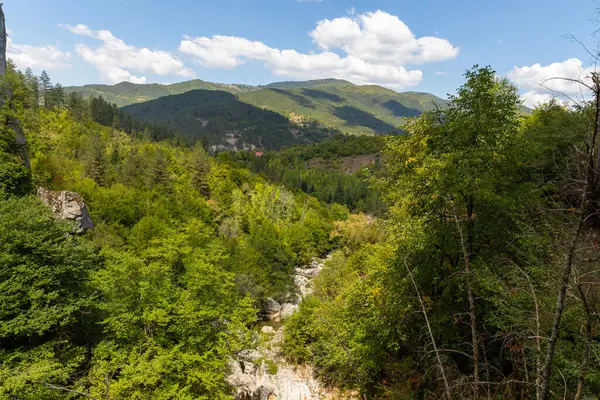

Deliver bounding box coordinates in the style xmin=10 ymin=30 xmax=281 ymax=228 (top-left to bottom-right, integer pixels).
xmin=121 ymin=90 xmax=334 ymax=151
xmin=65 ymin=79 xmax=256 ymax=107
xmin=238 ymin=80 xmax=448 ymax=135
xmin=67 ymin=78 xmax=449 ymax=145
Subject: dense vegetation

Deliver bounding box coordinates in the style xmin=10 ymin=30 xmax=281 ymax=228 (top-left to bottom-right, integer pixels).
xmin=283 ymin=67 xmax=600 ymax=399
xmin=0 ymin=60 xmax=346 ymax=399
xmin=237 ymin=135 xmax=387 ymax=214
xmin=1 ymin=18 xmax=599 ymax=400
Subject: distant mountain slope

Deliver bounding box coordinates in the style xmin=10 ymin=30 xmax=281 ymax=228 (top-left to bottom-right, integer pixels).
xmin=122 ymin=90 xmax=334 ymax=151
xmin=238 ymin=81 xmax=448 ymax=135
xmin=66 ymin=78 xmax=449 ymax=136
xmin=65 ymin=80 xmax=256 ymax=107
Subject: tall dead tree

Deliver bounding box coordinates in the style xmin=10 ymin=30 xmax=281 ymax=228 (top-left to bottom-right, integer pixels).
xmin=538 ymin=72 xmax=600 ymax=400
xmin=0 ymin=3 xmax=30 ymax=170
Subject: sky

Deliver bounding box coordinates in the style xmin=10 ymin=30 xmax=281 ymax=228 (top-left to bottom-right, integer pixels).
xmin=4 ymin=0 xmax=599 ymax=107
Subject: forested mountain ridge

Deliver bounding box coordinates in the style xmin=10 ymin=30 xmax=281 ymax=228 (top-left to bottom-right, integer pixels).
xmin=121 ymin=89 xmax=338 ymax=151
xmin=66 ymin=78 xmax=449 ymax=137
xmin=64 ymin=79 xmax=256 ymax=107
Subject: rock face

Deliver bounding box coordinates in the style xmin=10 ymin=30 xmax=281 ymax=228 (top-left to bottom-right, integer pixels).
xmin=261 ymin=298 xmax=282 ymax=322
xmin=38 ymin=188 xmax=93 ymax=232
xmin=228 ymin=255 xmax=353 ymax=400
xmin=0 ymin=5 xmax=30 ymax=170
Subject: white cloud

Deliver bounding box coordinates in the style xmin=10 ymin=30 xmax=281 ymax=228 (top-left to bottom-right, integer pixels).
xmin=179 ymin=10 xmax=458 ymax=89
xmin=508 ymin=58 xmax=594 ymax=94
xmin=519 ymin=91 xmax=557 ymax=108
xmin=507 ymin=58 xmax=596 ymax=108
xmin=435 ymin=71 xmax=447 ymax=76
xmin=7 ymin=36 xmax=71 ymax=70
xmin=63 ymin=24 xmax=195 ymax=84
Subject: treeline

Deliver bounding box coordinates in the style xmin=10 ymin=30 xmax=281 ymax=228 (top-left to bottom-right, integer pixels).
xmin=16 ymin=68 xmax=190 ymax=145
xmin=121 ymin=89 xmax=335 ymax=149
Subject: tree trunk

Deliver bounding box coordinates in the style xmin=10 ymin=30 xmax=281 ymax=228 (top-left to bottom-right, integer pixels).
xmin=574 ymin=281 xmax=592 ymax=400
xmin=538 ymin=74 xmax=600 ymax=400
xmin=452 ymin=202 xmax=480 ymax=399
xmin=405 ymin=261 xmax=453 ymax=400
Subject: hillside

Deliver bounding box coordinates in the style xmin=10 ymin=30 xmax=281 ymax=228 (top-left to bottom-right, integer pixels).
xmin=66 ymin=78 xmax=449 ymax=136
xmin=238 ymin=80 xmax=448 ymax=135
xmin=121 ymin=89 xmax=334 ymax=151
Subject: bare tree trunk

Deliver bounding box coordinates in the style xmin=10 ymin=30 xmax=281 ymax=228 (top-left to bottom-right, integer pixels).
xmin=538 ymin=74 xmax=600 ymax=400
xmin=516 ymin=265 xmax=542 ymax=400
xmin=405 ymin=261 xmax=453 ymax=400
xmin=574 ymin=280 xmax=592 ymax=400
xmin=452 ymin=201 xmax=480 ymax=399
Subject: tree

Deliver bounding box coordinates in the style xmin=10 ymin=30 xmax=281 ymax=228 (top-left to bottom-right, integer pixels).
xmin=537 ymin=73 xmax=600 ymax=400
xmin=39 ymin=70 xmax=51 ymax=108
xmin=23 ymin=67 xmax=39 ymax=108
xmin=380 ymin=66 xmax=524 ymax=397
xmin=149 ymin=147 xmax=169 ymax=188
xmin=50 ymin=83 xmax=65 ymax=110
xmin=82 ymin=133 xmax=107 ymax=186
xmin=191 ymin=143 xmax=211 ymax=196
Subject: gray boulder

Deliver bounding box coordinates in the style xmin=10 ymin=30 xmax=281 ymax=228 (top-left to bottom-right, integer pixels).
xmin=261 ymin=298 xmax=281 ymax=322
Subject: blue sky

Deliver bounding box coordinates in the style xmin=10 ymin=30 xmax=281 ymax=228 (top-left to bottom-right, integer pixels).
xmin=4 ymin=0 xmax=598 ymax=104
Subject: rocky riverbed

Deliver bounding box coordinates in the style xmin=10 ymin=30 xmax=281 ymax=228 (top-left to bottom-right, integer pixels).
xmin=228 ymin=256 xmax=356 ymax=400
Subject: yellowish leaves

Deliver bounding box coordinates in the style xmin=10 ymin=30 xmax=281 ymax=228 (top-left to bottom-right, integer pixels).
xmin=405 ymin=156 xmax=417 ymax=166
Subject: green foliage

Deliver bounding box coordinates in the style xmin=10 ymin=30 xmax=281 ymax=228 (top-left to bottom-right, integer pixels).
xmin=1 ymin=67 xmax=344 ymax=398
xmin=284 ymin=67 xmax=600 ymax=399
xmin=0 ymin=196 xmax=98 ymax=399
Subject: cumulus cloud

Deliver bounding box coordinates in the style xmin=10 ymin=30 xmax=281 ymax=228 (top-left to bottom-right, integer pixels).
xmin=507 ymin=58 xmax=596 ymax=107
xmin=63 ymin=24 xmax=195 ymax=84
xmin=508 ymin=58 xmax=594 ymax=94
xmin=7 ymin=36 xmax=71 ymax=70
xmin=179 ymin=10 xmax=458 ymax=89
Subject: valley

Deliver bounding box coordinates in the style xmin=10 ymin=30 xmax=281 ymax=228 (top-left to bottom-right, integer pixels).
xmin=1 ymin=3 xmax=599 ymax=400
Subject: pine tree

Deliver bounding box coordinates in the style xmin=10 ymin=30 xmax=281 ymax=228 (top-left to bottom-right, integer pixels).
xmin=23 ymin=68 xmax=39 ymax=108
xmin=121 ymin=149 xmax=143 ymax=187
xmin=150 ymin=148 xmax=170 ymax=188
xmin=82 ymin=133 xmax=106 ymax=186
xmin=39 ymin=70 xmax=51 ymax=108
xmin=190 ymin=143 xmax=211 ymax=196
xmin=52 ymin=83 xmax=65 ymax=109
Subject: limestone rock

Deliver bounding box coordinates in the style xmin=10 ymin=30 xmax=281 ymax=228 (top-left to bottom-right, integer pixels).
xmin=261 ymin=298 xmax=281 ymax=322
xmin=38 ymin=187 xmax=93 ymax=232
xmin=279 ymin=303 xmax=299 ymax=320
xmin=261 ymin=326 xmax=275 ymax=334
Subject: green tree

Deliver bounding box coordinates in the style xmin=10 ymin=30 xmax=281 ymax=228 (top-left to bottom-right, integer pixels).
xmin=380 ymin=66 xmax=529 ymax=397
xmin=0 ymin=196 xmax=99 ymax=399
xmin=82 ymin=133 xmax=107 ymax=185
xmin=39 ymin=70 xmax=51 ymax=108
xmin=191 ymin=143 xmax=211 ymax=196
